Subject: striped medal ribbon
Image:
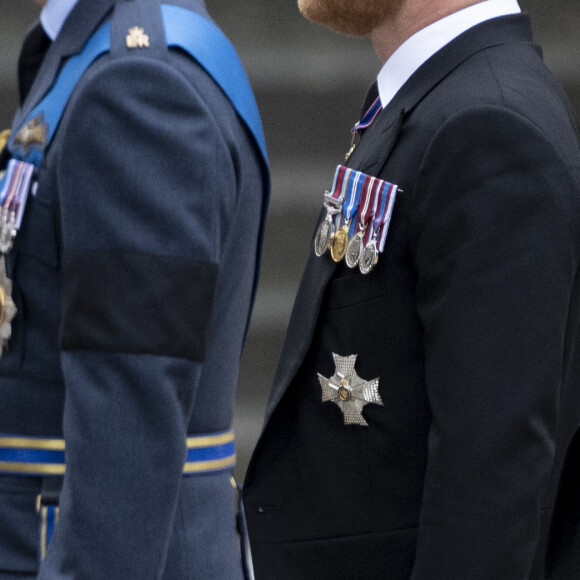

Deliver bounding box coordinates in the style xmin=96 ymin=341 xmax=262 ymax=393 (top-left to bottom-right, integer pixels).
xmin=330 ymin=169 xmax=364 ymax=263
xmin=359 ymin=181 xmax=398 ymax=275
xmin=344 ymin=174 xmax=378 ymax=268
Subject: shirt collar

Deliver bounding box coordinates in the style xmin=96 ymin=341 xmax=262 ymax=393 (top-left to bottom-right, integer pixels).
xmin=40 ymin=0 xmax=80 ymax=41
xmin=377 ymin=0 xmax=521 ymax=109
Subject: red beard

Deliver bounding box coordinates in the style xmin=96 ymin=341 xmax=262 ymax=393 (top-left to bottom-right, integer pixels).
xmin=297 ymin=0 xmax=402 ymax=36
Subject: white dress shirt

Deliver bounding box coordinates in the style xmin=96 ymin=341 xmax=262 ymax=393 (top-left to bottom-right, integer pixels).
xmin=40 ymin=0 xmax=80 ymax=41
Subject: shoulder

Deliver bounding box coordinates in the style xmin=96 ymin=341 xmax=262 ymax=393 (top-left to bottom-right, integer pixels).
xmin=404 ymin=40 xmax=580 ymax=168
xmin=64 ymin=1 xmax=249 ymax=149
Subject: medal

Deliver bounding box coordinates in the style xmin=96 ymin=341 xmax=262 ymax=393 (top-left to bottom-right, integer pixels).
xmin=359 ymin=239 xmax=379 ymax=275
xmin=314 ymin=210 xmax=338 ymax=257
xmin=358 ymin=180 xmax=384 ymax=275
xmin=345 ymin=175 xmax=375 ymax=268
xmin=0 ymin=209 xmax=16 ymax=255
xmin=318 ymin=353 xmax=383 ymax=427
xmin=345 ymin=232 xmax=364 ymax=268
xmin=330 ymin=170 xmax=364 ymax=263
xmin=376 ymin=183 xmax=398 ymax=253
xmin=346 ymin=96 xmax=382 ymax=161
xmin=314 ymin=166 xmax=348 ymax=257
xmin=0 ymin=256 xmax=16 ymax=354
xmin=330 ymin=224 xmax=349 ymax=262
xmin=0 ymin=130 xmax=10 ymax=157
xmin=345 ymin=129 xmax=356 ymax=162
xmin=359 ymin=181 xmax=398 ymax=275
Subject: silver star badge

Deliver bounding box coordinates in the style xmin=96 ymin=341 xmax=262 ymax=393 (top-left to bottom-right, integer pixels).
xmin=318 ymin=353 xmax=383 ymax=426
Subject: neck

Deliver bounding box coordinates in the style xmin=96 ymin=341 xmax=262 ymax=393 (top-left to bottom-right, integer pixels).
xmin=371 ymin=0 xmax=485 ymax=62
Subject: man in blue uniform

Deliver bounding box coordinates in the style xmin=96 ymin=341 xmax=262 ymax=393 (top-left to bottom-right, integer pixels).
xmin=0 ymin=0 xmax=268 ymax=577
xmin=244 ymin=0 xmax=580 ymax=578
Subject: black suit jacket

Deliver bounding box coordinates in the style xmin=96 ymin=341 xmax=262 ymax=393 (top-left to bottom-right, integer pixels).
xmin=244 ymin=15 xmax=580 ymax=580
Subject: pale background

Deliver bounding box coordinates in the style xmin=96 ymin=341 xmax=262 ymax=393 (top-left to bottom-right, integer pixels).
xmin=1 ymin=0 xmax=579 ymax=478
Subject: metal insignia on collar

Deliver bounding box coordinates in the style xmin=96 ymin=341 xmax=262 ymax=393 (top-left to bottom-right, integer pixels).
xmin=126 ymin=27 xmax=150 ymax=49
xmin=318 ymin=353 xmax=383 ymax=427
xmin=13 ymin=115 xmax=47 ymax=155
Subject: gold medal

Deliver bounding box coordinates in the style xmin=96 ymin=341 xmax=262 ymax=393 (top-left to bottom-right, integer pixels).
xmin=0 ymin=130 xmax=10 ymax=155
xmin=0 ymin=256 xmax=16 ymax=355
xmin=345 ymin=130 xmax=356 ymax=161
xmin=330 ymin=222 xmax=350 ymax=263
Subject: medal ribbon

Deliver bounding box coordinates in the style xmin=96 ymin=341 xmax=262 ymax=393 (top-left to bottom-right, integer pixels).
xmin=328 ymin=165 xmax=347 ymax=202
xmin=370 ymin=181 xmax=390 ymax=242
xmin=340 ymin=169 xmax=363 ymax=228
xmin=363 ymin=178 xmax=382 ymax=245
xmin=377 ymin=183 xmax=398 ymax=252
xmin=0 ymin=159 xmax=35 ymax=250
xmin=343 ymin=171 xmax=365 ymax=236
xmin=355 ymin=175 xmax=376 ymax=242
xmin=351 ymin=97 xmax=382 ymax=136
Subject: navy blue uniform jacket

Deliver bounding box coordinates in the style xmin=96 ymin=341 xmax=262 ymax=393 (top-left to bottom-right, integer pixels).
xmin=244 ymin=14 xmax=580 ymax=580
xmin=0 ymin=0 xmax=268 ymax=577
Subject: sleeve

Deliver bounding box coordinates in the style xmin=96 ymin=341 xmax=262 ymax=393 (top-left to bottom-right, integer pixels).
xmin=408 ymin=106 xmax=580 ymax=579
xmin=37 ymin=56 xmax=235 ymax=578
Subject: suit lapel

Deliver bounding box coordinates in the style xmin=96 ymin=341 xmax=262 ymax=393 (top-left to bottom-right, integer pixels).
xmin=264 ymin=14 xmax=534 ymax=421
xmin=13 ymin=0 xmax=116 ymax=132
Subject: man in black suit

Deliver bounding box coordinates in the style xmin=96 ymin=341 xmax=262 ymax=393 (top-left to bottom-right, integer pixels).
xmin=244 ymin=0 xmax=580 ymax=578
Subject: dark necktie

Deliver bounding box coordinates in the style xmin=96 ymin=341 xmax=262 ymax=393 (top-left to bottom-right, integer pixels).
xmin=18 ymin=23 xmax=52 ymax=105
xmin=360 ymin=81 xmax=379 ymax=121
xmin=345 ymin=82 xmax=381 ymax=161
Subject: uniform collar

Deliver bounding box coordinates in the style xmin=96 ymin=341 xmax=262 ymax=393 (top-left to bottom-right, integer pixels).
xmin=377 ymin=0 xmax=521 ymax=109
xmin=13 ymin=0 xmax=115 ymax=131
xmin=40 ymin=0 xmax=80 ymax=41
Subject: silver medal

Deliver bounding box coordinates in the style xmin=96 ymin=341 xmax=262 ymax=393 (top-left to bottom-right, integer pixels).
xmin=314 ymin=193 xmax=342 ymax=257
xmin=314 ymin=215 xmax=335 ymax=257
xmin=0 ymin=209 xmax=17 ymax=254
xmin=0 ymin=255 xmax=16 ymax=355
xmin=359 ymin=239 xmax=379 ymax=275
xmin=345 ymin=232 xmax=364 ymax=268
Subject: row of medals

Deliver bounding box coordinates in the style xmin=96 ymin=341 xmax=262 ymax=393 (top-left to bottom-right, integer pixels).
xmin=314 ymin=192 xmax=379 ymax=275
